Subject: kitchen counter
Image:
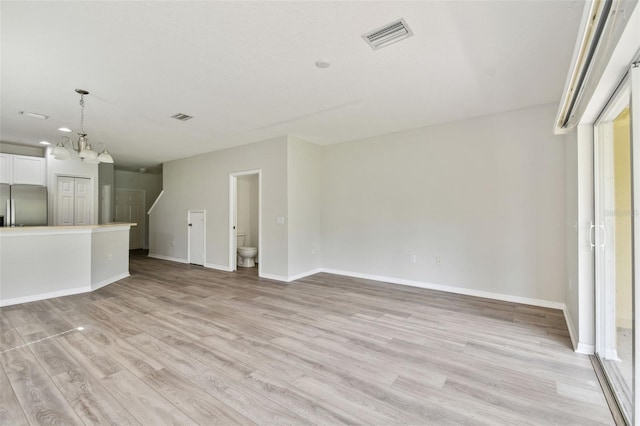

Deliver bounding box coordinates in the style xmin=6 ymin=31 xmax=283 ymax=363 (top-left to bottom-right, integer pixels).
xmin=0 ymin=222 xmax=135 ymax=233
xmin=0 ymin=223 xmax=136 ymax=306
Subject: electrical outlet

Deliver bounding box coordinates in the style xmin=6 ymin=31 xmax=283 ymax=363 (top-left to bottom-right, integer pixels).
xmin=410 ymin=255 xmax=416 ymax=263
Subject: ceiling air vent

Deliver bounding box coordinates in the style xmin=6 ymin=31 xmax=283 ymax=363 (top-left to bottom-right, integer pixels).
xmin=362 ymin=18 xmax=413 ymax=50
xmin=171 ymin=113 xmax=193 ymax=121
xmin=19 ymin=111 xmax=49 ymax=120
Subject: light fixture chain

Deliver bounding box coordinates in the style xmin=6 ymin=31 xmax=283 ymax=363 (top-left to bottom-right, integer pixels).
xmin=79 ymin=94 xmax=85 ymax=134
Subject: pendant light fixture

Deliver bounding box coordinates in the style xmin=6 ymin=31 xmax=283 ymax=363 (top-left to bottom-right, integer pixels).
xmin=51 ymin=89 xmax=114 ymax=164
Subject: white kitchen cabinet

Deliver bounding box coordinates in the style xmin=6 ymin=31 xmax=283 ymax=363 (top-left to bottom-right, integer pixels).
xmin=0 ymin=154 xmax=46 ymax=185
xmin=0 ymin=154 xmax=12 ymax=184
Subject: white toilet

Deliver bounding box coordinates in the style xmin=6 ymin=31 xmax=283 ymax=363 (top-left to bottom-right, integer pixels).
xmin=237 ymin=233 xmax=258 ymax=268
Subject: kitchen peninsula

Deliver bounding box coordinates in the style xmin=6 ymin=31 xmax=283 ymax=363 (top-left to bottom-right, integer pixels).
xmin=0 ymin=223 xmax=135 ymax=306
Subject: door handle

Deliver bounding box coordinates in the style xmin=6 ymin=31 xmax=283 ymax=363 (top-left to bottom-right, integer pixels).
xmin=589 ymin=222 xmax=595 ymax=251
xmin=188 ymin=223 xmax=192 ymax=227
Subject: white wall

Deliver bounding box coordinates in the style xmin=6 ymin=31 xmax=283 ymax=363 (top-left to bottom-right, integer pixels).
xmin=149 ymin=136 xmax=288 ymax=276
xmin=287 ymin=136 xmax=322 ymax=277
xmin=0 ymin=231 xmax=91 ymax=301
xmin=237 ymin=174 xmax=259 ymax=248
xmin=46 ymin=153 xmax=99 ymax=225
xmin=114 ymin=169 xmax=162 ymax=248
xmin=0 ymin=225 xmax=131 ymax=306
xmin=322 ymin=103 xmax=566 ymax=303
xmin=91 ymin=228 xmax=130 ymax=289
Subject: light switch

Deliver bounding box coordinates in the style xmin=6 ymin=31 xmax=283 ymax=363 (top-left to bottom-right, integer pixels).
xmin=277 ymin=216 xmax=285 ymax=225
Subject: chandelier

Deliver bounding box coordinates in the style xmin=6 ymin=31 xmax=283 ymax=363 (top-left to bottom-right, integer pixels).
xmin=51 ymin=89 xmax=114 ymax=164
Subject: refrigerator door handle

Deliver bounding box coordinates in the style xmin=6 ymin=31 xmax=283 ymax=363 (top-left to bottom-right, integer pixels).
xmin=10 ymin=199 xmax=15 ymax=226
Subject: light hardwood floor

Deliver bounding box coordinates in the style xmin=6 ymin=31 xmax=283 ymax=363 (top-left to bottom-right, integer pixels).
xmin=1 ymin=252 xmax=614 ymax=425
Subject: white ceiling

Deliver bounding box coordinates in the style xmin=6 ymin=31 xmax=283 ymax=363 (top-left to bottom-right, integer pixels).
xmin=1 ymin=1 xmax=582 ymax=168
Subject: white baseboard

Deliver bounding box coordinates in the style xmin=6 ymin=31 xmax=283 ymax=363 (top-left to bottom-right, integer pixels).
xmin=259 ymin=273 xmax=290 ymax=282
xmin=92 ymin=272 xmax=130 ymax=291
xmin=320 ymin=269 xmax=591 ymax=352
xmin=320 ymin=268 xmax=565 ymax=310
xmin=205 ymin=263 xmax=232 ymax=272
xmin=148 ymin=253 xmax=188 ymax=264
xmin=259 ymin=268 xmax=323 ymax=283
xmin=0 ymin=286 xmax=90 ymax=307
xmin=0 ymin=271 xmax=130 ymax=307
xmin=577 ymin=343 xmax=595 ymax=354
xmin=563 ymin=305 xmax=579 ymax=351
xmin=287 ymin=268 xmax=323 ymax=282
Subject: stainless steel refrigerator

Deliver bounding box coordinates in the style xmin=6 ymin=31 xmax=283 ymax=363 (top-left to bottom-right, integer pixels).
xmin=0 ymin=184 xmax=48 ymax=227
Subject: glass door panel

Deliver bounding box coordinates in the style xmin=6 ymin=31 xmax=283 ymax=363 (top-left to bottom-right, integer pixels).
xmin=594 ymin=79 xmax=633 ymax=422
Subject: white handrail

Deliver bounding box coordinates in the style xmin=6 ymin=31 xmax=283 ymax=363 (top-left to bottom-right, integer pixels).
xmin=147 ymin=190 xmax=164 ymax=215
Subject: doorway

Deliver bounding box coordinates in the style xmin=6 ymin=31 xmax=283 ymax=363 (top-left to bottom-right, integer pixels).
xmin=188 ymin=210 xmax=205 ymax=266
xmin=56 ymin=176 xmax=93 ymax=226
xmin=115 ymin=189 xmax=145 ymax=250
xmin=229 ymin=170 xmax=261 ymax=274
xmin=593 ymin=63 xmax=638 ymax=424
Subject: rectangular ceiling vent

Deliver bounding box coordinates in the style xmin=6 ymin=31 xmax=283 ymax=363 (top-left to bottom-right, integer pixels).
xmin=19 ymin=111 xmax=49 ymax=120
xmin=362 ymin=18 xmax=413 ymax=51
xmin=171 ymin=113 xmax=193 ymax=121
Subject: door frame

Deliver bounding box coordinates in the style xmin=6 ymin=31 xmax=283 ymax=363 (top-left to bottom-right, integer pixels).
xmin=53 ymin=173 xmax=96 ymax=226
xmin=631 ymin=61 xmax=640 ymax=424
xmin=187 ymin=209 xmax=206 ymax=265
xmin=592 ymin=62 xmax=638 ymax=423
xmin=228 ymin=170 xmax=262 ymax=275
xmin=594 ymin=80 xmax=630 ymax=361
xmin=115 ymin=188 xmax=146 ymax=250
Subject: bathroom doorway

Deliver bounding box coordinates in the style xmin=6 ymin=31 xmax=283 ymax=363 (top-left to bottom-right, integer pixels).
xmin=229 ymin=170 xmax=261 ymax=275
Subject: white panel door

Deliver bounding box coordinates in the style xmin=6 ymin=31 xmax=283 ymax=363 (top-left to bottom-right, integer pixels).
xmin=189 ymin=211 xmax=205 ymax=266
xmin=74 ymin=178 xmax=92 ymax=225
xmin=56 ymin=176 xmax=93 ymax=226
xmin=114 ymin=190 xmax=126 ymax=224
xmin=115 ymin=189 xmax=144 ymax=249
xmin=56 ymin=176 xmax=75 ymax=226
xmin=128 ymin=191 xmax=143 ymax=249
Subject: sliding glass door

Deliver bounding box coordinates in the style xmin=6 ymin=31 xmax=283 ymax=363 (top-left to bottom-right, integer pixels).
xmin=594 ymin=62 xmax=638 ymax=424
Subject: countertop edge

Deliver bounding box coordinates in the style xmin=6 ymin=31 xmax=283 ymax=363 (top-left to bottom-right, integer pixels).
xmin=0 ymin=223 xmax=136 ymax=236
